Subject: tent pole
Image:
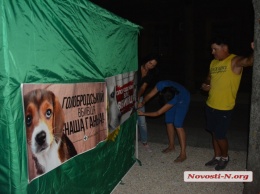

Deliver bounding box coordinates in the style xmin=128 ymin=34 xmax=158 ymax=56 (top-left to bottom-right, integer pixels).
xmin=135 ymin=121 xmax=138 ymax=159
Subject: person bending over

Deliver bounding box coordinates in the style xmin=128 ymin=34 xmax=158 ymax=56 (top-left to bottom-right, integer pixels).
xmin=138 ymin=80 xmax=190 ymax=162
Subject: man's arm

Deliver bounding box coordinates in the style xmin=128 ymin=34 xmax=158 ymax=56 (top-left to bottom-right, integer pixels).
xmin=232 ymin=54 xmax=253 ymax=74
xmin=232 ymin=42 xmax=254 ymax=73
xmin=233 ymin=54 xmax=253 ymax=67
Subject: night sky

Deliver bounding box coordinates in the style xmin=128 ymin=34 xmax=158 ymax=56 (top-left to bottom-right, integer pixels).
xmin=90 ymin=0 xmax=254 ymax=92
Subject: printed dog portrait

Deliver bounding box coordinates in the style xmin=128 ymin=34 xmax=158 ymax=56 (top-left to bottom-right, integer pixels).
xmin=24 ymin=89 xmax=77 ymax=175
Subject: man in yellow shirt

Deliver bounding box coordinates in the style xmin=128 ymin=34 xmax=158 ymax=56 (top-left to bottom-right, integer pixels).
xmin=201 ymin=36 xmax=253 ymax=170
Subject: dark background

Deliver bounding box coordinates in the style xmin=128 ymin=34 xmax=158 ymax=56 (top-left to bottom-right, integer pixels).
xmin=91 ymin=0 xmax=254 ymax=93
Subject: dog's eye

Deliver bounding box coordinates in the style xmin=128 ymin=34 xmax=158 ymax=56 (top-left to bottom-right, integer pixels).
xmin=46 ymin=109 xmax=52 ymax=118
xmin=26 ymin=115 xmax=32 ymax=126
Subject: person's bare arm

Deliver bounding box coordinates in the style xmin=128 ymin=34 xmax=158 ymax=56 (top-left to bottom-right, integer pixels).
xmin=141 ymin=87 xmax=158 ymax=105
xmin=138 ymin=86 xmax=158 ymax=108
xmin=138 ymin=103 xmax=173 ymax=117
xmin=231 ymin=54 xmax=253 ymax=74
xmin=137 ymin=82 xmax=148 ymax=101
xmin=233 ymin=54 xmax=253 ymax=67
xmin=232 ymin=42 xmax=254 ymax=74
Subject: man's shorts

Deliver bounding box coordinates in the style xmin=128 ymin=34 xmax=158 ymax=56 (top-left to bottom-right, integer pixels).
xmin=205 ymin=105 xmax=233 ymax=139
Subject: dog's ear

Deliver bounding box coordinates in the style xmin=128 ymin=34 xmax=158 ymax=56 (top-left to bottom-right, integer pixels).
xmin=51 ymin=91 xmax=65 ymax=135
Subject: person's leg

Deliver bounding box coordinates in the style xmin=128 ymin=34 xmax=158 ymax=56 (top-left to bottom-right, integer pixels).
xmin=172 ymin=101 xmax=189 ymax=162
xmin=137 ymin=97 xmax=148 ymax=143
xmin=216 ymin=138 xmax=228 ymax=157
xmin=205 ymin=135 xmax=222 ymax=166
xmin=215 ymin=109 xmax=232 ymax=159
xmin=137 ymin=99 xmax=152 ymax=152
xmin=175 ymin=127 xmax=187 ymax=162
xmin=205 ymin=105 xmax=221 ymax=166
xmin=212 ymin=135 xmax=222 ymax=157
xmin=214 ymin=137 xmax=229 ymax=170
xmin=212 ymin=134 xmax=228 ymax=158
xmin=138 ymin=115 xmax=152 ymax=152
xmin=214 ymin=109 xmax=232 ymax=159
xmin=162 ymin=123 xmax=175 ymax=153
xmin=138 ymin=113 xmax=148 ymax=144
xmin=206 ymin=106 xmax=232 ymax=169
xmin=162 ymin=105 xmax=177 ymax=153
xmin=214 ymin=110 xmax=232 ymax=170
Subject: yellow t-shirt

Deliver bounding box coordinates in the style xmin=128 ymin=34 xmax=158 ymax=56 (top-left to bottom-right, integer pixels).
xmin=206 ymin=54 xmax=242 ymax=110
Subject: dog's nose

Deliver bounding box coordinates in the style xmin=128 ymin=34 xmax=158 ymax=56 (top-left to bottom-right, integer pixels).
xmin=36 ymin=131 xmax=46 ymax=146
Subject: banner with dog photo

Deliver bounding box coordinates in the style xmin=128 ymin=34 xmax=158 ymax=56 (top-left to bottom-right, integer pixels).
xmin=106 ymin=71 xmax=137 ymax=133
xmin=22 ymin=83 xmax=107 ymax=181
xmin=1 ymin=0 xmax=139 ymax=192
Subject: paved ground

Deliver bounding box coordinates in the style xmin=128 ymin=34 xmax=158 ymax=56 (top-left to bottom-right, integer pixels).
xmin=112 ymin=91 xmax=251 ymax=194
xmin=112 ymin=143 xmax=247 ymax=194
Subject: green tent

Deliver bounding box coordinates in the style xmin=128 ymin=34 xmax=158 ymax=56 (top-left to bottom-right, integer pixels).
xmin=0 ymin=0 xmax=140 ymax=193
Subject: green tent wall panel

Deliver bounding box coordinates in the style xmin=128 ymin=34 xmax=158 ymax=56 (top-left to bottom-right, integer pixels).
xmin=0 ymin=0 xmax=140 ymax=193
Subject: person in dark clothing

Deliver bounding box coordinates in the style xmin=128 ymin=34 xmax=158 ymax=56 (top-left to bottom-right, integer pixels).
xmin=137 ymin=53 xmax=160 ymax=152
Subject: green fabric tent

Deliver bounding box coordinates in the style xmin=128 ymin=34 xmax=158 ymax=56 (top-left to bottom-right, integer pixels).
xmin=0 ymin=0 xmax=140 ymax=193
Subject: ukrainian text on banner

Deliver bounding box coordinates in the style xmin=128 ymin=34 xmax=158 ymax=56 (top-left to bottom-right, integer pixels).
xmin=21 ymin=83 xmax=107 ymax=182
xmin=106 ymin=71 xmax=137 ymax=133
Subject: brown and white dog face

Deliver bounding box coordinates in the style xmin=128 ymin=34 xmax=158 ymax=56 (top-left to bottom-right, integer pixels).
xmin=24 ymin=89 xmax=77 ymax=176
xmin=24 ymin=89 xmax=64 ymax=156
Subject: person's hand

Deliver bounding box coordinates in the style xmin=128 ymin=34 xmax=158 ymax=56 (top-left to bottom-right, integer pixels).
xmin=137 ymin=110 xmax=144 ymax=116
xmin=137 ymin=102 xmax=144 ymax=108
xmin=201 ymin=83 xmax=211 ymax=92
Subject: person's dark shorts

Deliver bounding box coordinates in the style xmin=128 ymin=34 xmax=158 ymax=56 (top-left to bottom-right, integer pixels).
xmin=205 ymin=105 xmax=233 ymax=139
